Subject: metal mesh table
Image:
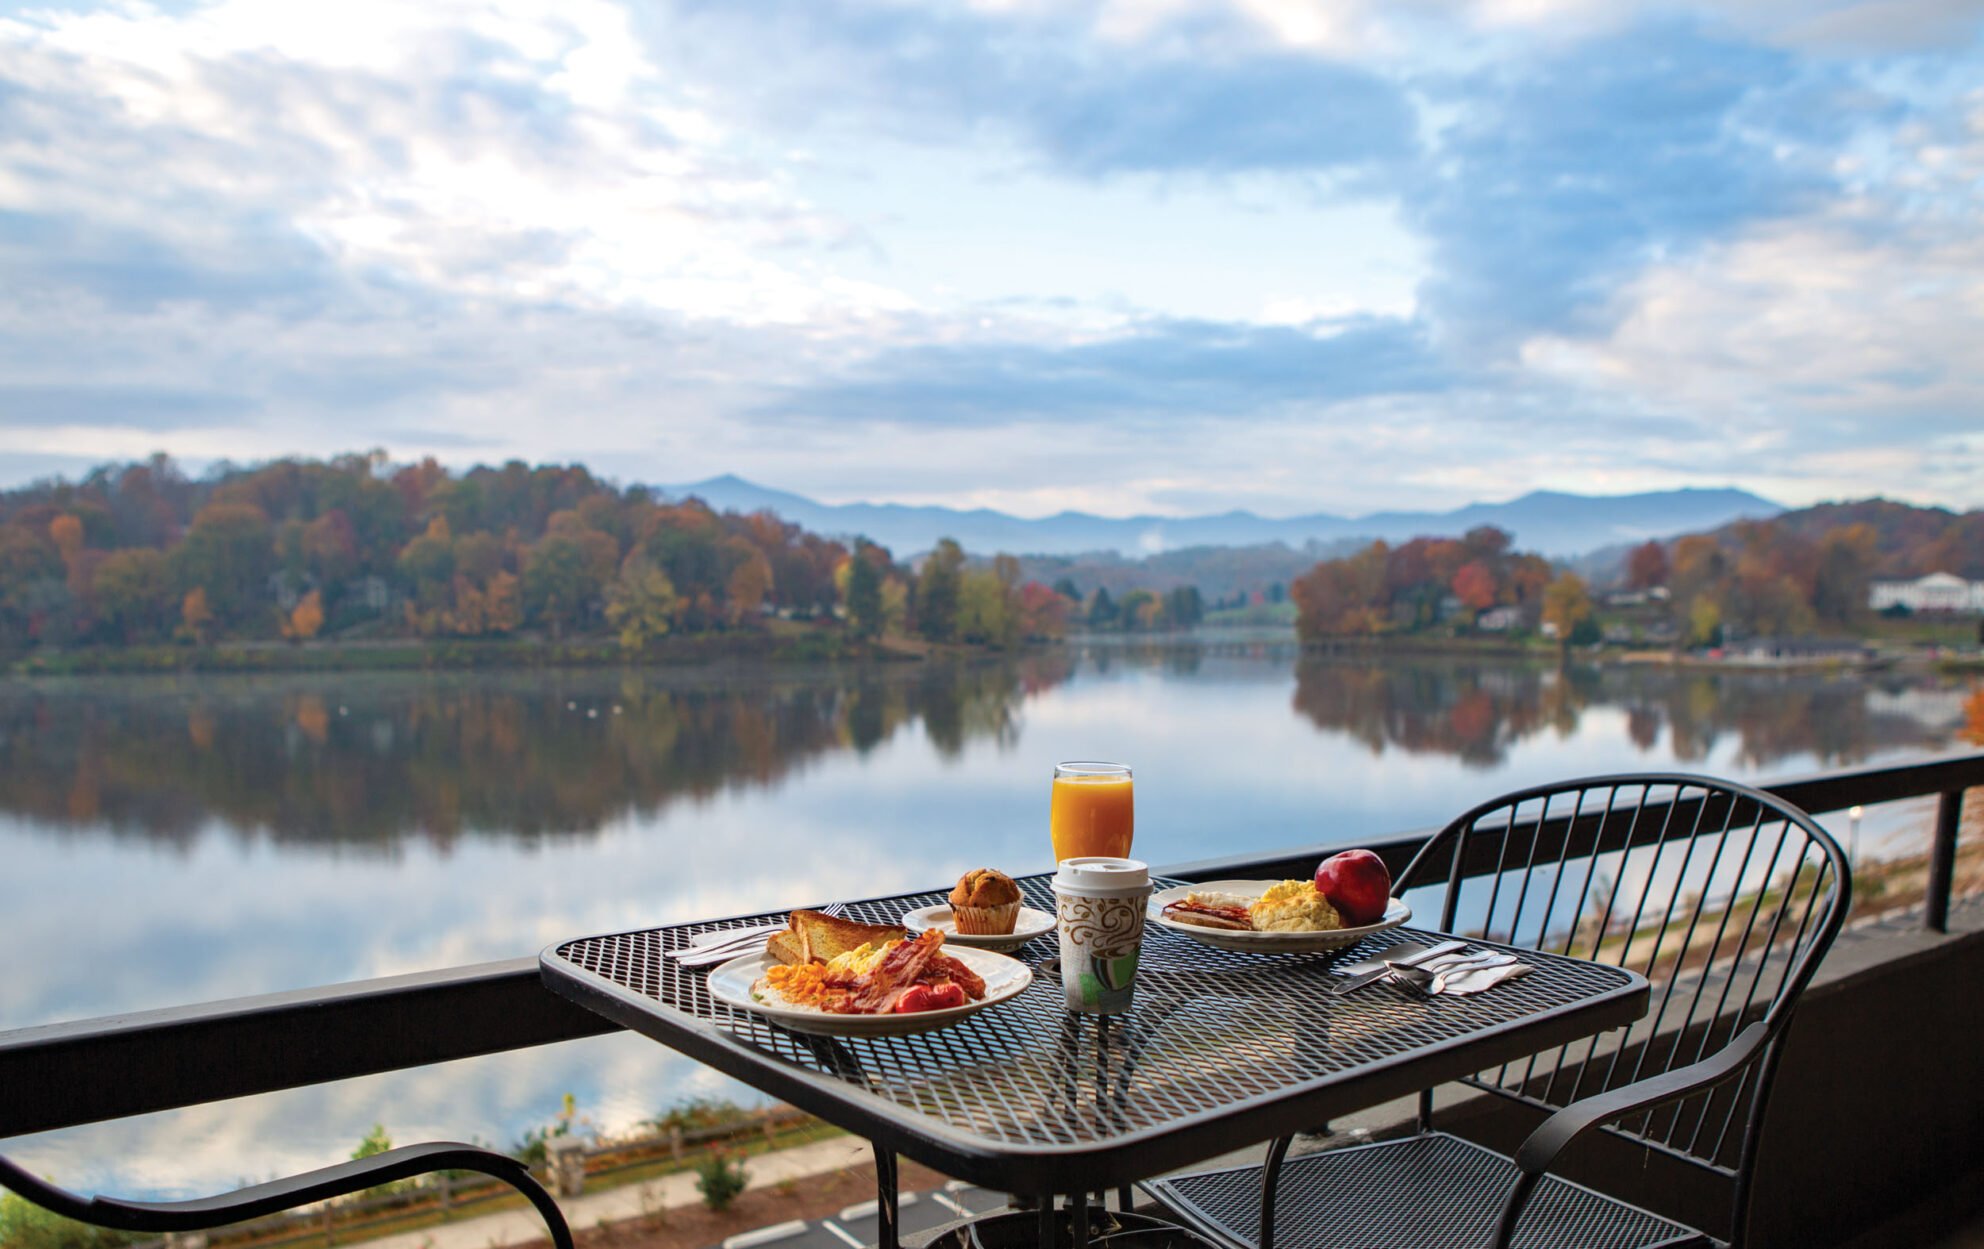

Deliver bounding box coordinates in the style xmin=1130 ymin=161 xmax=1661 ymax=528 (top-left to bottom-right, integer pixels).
xmin=541 ymin=876 xmax=1646 ymax=1240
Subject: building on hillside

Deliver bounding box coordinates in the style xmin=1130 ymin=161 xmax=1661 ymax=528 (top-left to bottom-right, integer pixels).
xmin=1868 ymin=572 xmax=1984 ymax=614
xmin=1475 ymin=605 xmax=1524 ymax=632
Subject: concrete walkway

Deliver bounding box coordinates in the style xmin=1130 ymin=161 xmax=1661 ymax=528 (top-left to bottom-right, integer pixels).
xmin=358 ymin=1136 xmax=883 ymax=1249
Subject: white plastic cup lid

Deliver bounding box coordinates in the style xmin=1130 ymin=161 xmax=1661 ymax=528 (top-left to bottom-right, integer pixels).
xmin=1052 ymin=857 xmax=1151 ymax=897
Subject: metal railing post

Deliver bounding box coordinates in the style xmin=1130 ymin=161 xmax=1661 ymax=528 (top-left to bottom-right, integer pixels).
xmin=1925 ymin=789 xmax=1963 ymax=934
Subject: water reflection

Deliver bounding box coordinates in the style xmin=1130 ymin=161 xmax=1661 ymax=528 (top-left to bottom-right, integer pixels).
xmin=0 ymin=659 xmax=1071 ymax=850
xmin=1291 ymin=657 xmax=1962 ymax=769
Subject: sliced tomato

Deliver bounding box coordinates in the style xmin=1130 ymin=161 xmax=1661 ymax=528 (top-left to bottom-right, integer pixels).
xmin=924 ymin=982 xmax=967 ymax=1010
xmin=892 ymin=985 xmax=937 ymax=1013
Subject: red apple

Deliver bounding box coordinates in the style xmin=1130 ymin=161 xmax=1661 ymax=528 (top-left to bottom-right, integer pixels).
xmin=1315 ymin=849 xmax=1392 ymax=926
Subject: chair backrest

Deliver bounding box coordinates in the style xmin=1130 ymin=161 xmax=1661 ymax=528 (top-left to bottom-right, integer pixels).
xmin=1397 ymin=773 xmax=1849 ymax=1184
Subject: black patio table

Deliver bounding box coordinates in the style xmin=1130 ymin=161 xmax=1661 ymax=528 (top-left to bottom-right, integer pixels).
xmin=540 ymin=874 xmax=1647 ymax=1249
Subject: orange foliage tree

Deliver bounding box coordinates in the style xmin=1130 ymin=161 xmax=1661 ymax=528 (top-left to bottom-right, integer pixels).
xmin=180 ymin=587 xmax=215 ymax=645
xmin=282 ymin=590 xmax=324 ymax=642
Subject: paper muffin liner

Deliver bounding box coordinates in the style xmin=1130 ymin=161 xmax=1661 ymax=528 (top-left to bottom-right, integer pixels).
xmin=953 ymin=899 xmax=1021 ymax=934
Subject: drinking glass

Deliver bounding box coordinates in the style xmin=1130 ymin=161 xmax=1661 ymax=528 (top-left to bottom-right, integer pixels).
xmin=1050 ymin=761 xmax=1134 ymax=862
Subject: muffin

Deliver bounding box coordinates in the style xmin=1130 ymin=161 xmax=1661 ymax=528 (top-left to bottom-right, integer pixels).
xmin=949 ymin=868 xmax=1023 ymax=934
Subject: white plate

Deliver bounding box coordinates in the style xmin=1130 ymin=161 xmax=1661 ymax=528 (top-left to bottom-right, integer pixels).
xmin=706 ymin=944 xmax=1034 ymax=1037
xmin=1148 ymin=880 xmax=1411 ymax=954
xmin=900 ymin=904 xmax=1057 ymax=952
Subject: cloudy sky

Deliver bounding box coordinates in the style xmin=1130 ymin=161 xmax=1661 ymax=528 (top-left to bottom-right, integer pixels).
xmin=2 ymin=0 xmax=1981 ymax=517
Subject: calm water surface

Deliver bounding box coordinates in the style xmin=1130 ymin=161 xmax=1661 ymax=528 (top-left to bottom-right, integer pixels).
xmin=2 ymin=640 xmax=1967 ymax=1194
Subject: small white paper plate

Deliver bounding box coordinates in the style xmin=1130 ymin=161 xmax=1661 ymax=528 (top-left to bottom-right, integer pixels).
xmin=900 ymin=904 xmax=1057 ymax=952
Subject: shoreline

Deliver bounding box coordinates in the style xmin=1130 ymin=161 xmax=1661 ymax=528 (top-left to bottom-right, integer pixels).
xmin=5 ymin=630 xmax=936 ymax=677
xmin=8 ymin=627 xmax=1979 ymax=677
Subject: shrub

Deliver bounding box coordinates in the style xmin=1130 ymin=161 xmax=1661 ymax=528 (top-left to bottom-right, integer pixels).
xmin=652 ymin=1097 xmax=747 ymax=1134
xmin=0 ymin=1193 xmax=141 ymax=1249
xmin=694 ymin=1151 xmax=748 ymax=1212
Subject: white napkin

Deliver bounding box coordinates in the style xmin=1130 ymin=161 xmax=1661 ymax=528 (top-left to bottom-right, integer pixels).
xmin=1423 ymin=951 xmax=1533 ymax=995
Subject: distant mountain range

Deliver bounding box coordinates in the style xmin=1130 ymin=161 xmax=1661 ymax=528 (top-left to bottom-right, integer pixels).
xmin=659 ymin=476 xmax=1784 ymax=561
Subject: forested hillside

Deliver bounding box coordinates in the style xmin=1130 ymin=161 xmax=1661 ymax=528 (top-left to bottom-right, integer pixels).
xmin=1290 ymin=497 xmax=1984 ymax=647
xmin=0 ymin=455 xmax=1072 ymax=652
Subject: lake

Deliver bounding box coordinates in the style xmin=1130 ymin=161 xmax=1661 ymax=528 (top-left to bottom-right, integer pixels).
xmin=2 ymin=638 xmax=1969 ymax=1195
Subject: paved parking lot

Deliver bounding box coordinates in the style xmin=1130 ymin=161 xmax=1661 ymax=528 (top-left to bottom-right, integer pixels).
xmin=714 ymin=1182 xmax=1011 ymax=1249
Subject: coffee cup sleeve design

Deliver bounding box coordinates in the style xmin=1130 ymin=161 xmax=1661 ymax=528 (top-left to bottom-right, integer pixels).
xmin=1056 ymin=893 xmax=1147 ymax=1012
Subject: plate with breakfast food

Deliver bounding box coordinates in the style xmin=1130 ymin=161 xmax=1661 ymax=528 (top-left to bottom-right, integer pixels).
xmin=707 ymin=907 xmax=1034 ymax=1036
xmin=1149 ymin=850 xmax=1410 ymax=954
xmin=900 ymin=868 xmax=1056 ymax=952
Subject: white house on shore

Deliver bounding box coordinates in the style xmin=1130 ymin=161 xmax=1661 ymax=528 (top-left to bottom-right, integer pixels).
xmin=1868 ymin=572 xmax=1984 ymax=614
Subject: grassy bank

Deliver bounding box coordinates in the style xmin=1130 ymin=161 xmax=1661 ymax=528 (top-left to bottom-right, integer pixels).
xmin=9 ymin=625 xmax=924 ymax=676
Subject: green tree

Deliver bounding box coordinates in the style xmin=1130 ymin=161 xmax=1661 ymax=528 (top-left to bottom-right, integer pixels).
xmin=0 ymin=526 xmax=62 ymax=645
xmin=352 ymin=1123 xmax=393 ymax=1161
xmin=1087 ymin=585 xmax=1117 ymax=629
xmin=846 ymin=549 xmax=883 ymax=640
xmin=171 ymin=502 xmax=274 ymax=627
xmin=1164 ymin=585 xmax=1204 ymax=629
xmin=92 ymin=548 xmax=173 ymax=643
xmin=524 ymin=534 xmax=606 ymax=639
xmin=958 ymin=568 xmax=1017 ymax=647
xmin=1118 ymin=588 xmax=1159 ymax=631
xmin=916 ymin=539 xmax=964 ymax=642
xmin=1687 ymin=596 xmax=1723 ymax=649
xmin=605 ymin=555 xmax=678 ymax=652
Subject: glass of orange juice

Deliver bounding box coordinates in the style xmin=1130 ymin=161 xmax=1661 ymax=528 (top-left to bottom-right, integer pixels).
xmin=1051 ymin=761 xmax=1134 ymax=861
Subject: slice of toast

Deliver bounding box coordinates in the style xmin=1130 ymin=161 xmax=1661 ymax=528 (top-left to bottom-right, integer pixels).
xmin=764 ymin=909 xmax=909 ymax=965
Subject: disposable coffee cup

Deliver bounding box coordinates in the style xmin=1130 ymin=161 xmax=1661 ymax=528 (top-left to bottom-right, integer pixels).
xmin=1051 ymin=857 xmax=1152 ymax=1014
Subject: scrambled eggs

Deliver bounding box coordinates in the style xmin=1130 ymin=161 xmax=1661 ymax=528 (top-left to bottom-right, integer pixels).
xmin=1248 ymin=880 xmax=1342 ymax=932
xmin=824 ymin=940 xmax=895 ymax=977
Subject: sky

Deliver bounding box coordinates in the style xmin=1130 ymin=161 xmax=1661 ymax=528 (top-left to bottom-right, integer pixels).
xmin=1 ymin=0 xmax=1981 ymax=518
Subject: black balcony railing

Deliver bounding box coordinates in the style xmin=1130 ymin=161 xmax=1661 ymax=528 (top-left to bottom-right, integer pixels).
xmin=1 ymin=751 xmax=1977 ymax=1146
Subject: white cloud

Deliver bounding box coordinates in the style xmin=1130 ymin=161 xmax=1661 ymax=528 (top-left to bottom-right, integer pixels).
xmin=0 ymin=0 xmax=915 ymax=327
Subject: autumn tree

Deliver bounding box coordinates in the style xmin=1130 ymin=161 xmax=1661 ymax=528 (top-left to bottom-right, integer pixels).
xmin=1292 ymin=542 xmax=1389 ymax=637
xmin=180 ymin=587 xmax=216 ymax=645
xmin=48 ymin=515 xmax=87 ymax=598
xmin=1812 ymin=524 xmax=1876 ymax=627
xmin=1017 ymin=580 xmax=1069 ymax=640
xmin=1668 ymin=535 xmax=1728 ymax=644
xmin=282 ymin=590 xmax=324 ymax=643
xmin=722 ymin=537 xmax=774 ymax=625
xmin=1450 ymin=560 xmax=1498 ymax=613
xmin=605 ymin=555 xmax=678 ymax=652
xmin=1541 ymin=571 xmax=1594 ymax=648
xmin=1626 ymin=540 xmax=1669 ymax=589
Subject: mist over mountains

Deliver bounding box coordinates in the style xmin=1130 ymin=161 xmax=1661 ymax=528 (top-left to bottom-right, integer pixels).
xmin=662 ymin=476 xmax=1783 ymax=562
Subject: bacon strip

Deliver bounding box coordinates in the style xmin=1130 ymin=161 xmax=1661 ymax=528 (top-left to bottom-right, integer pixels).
xmin=1163 ymin=899 xmax=1255 ymax=931
xmin=934 ymin=953 xmax=986 ymax=999
xmin=848 ymin=931 xmax=943 ymax=1012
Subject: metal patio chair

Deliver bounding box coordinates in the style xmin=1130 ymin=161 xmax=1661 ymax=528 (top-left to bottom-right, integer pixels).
xmin=1141 ymin=772 xmax=1850 ymax=1249
xmin=1 ymin=1141 xmax=573 ymax=1249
